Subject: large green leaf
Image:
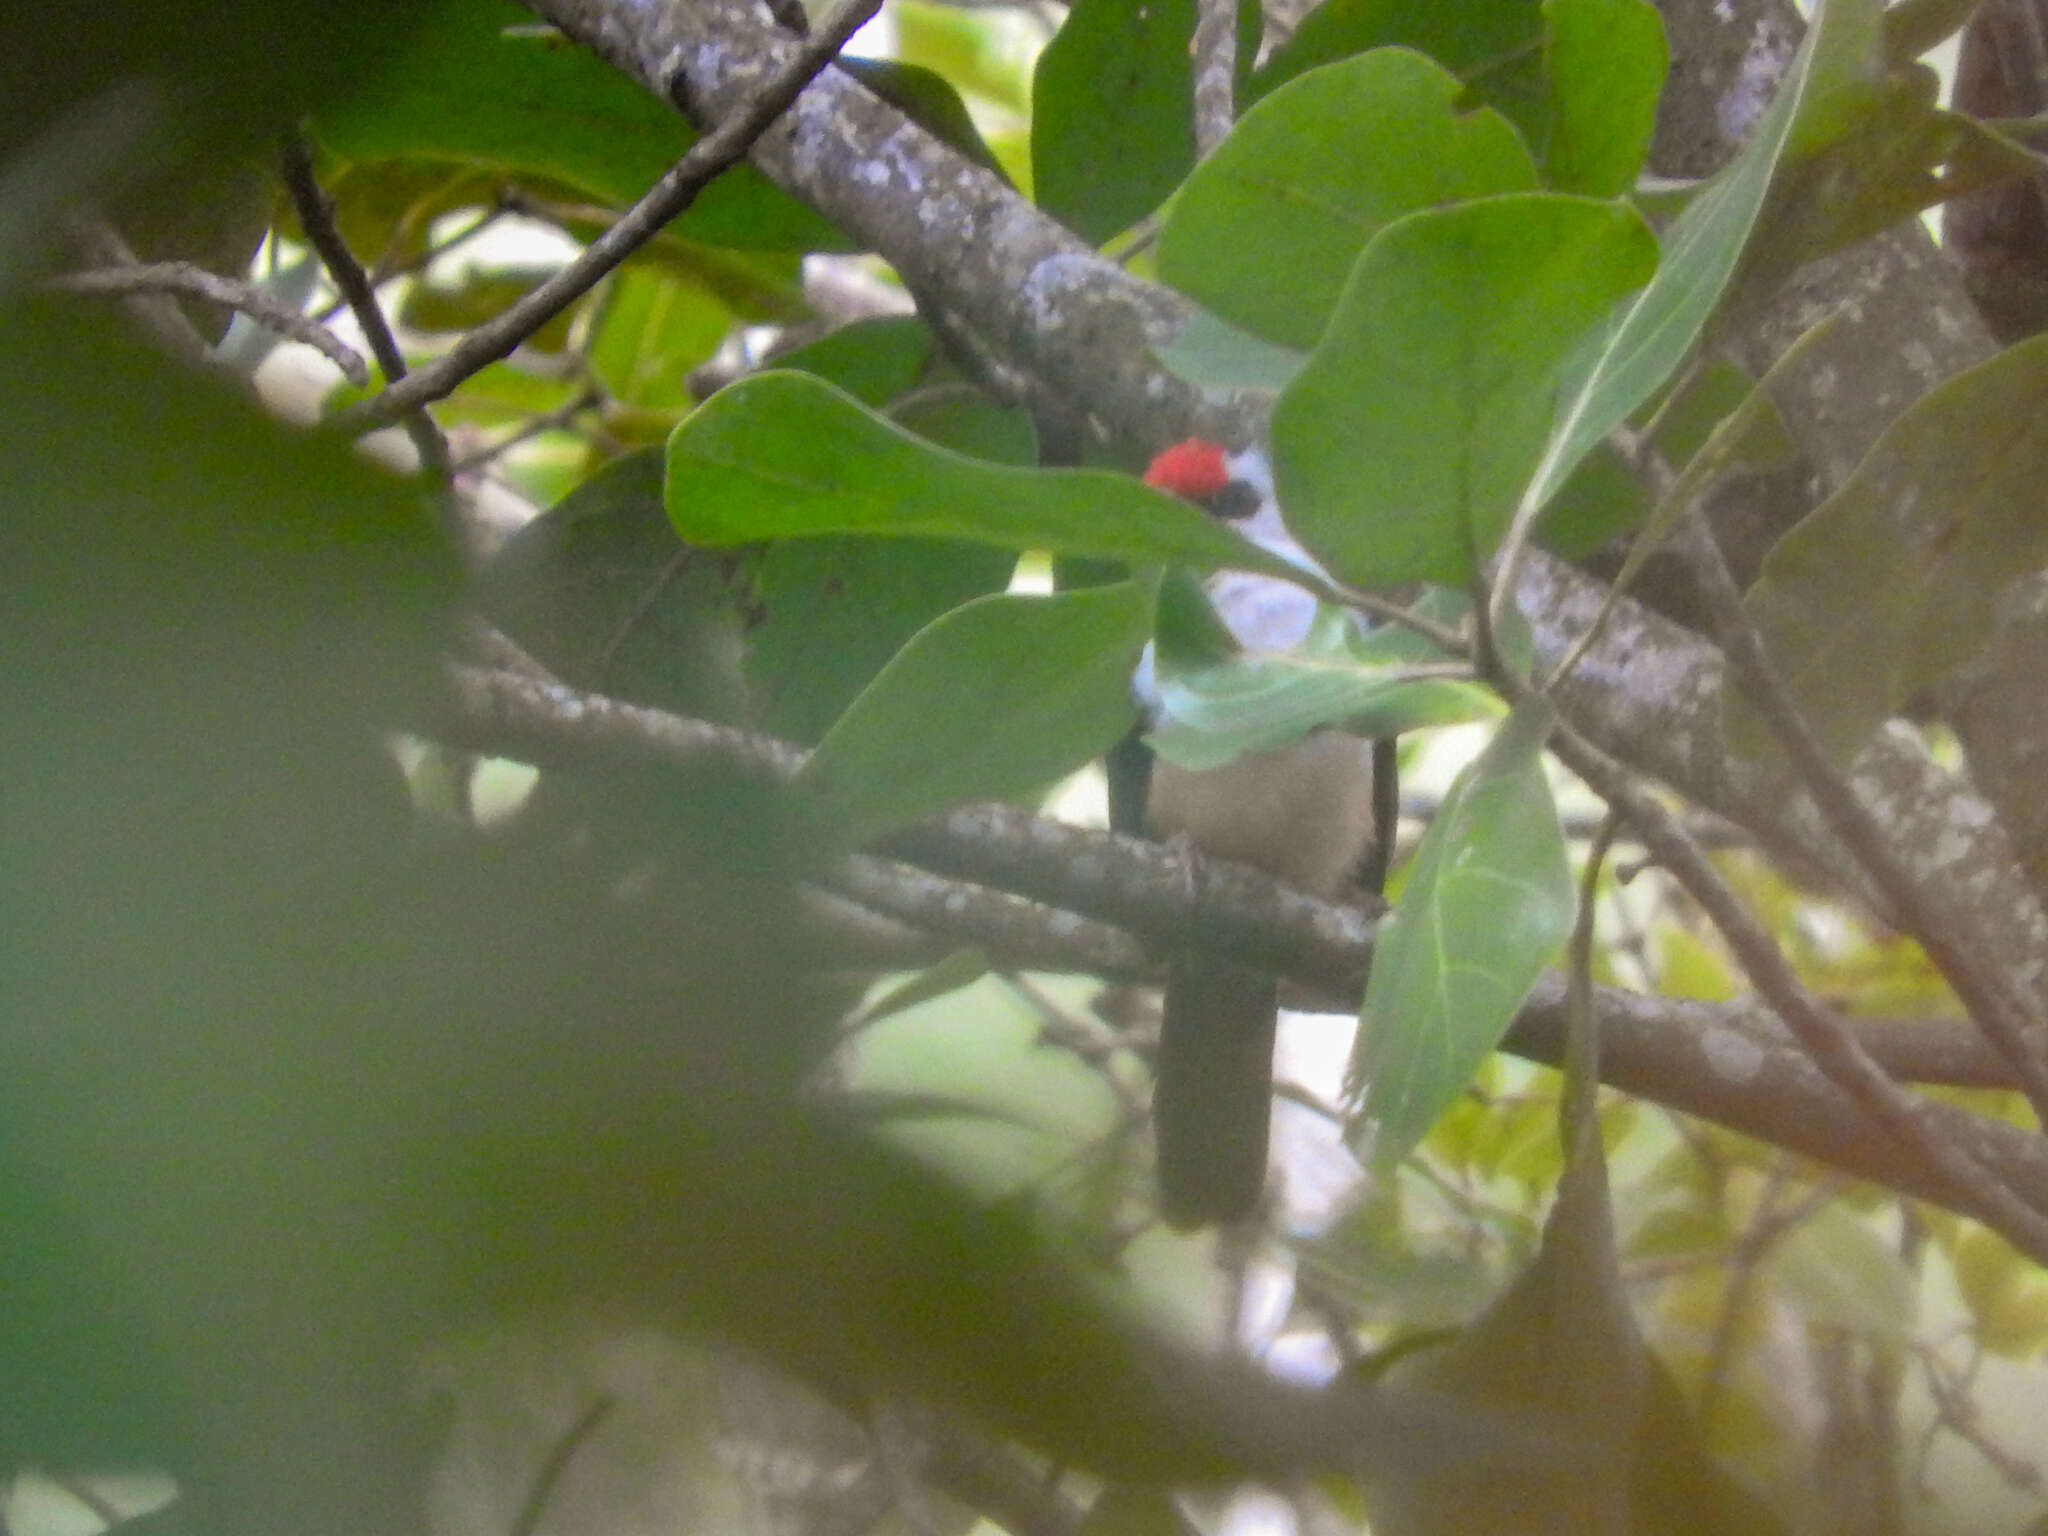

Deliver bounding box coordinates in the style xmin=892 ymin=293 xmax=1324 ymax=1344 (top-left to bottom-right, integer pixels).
xmin=665 ymin=372 xmax=1304 ymax=579
xmin=1518 ymin=0 xmax=1887 ymax=519
xmin=1272 ymin=194 xmax=1657 ymax=587
xmin=774 ymin=316 xmax=936 ymax=407
xmin=747 ymin=537 xmax=1016 ymax=745
xmin=1252 ymin=0 xmax=1548 ymax=141
xmin=1349 ymin=700 xmax=1575 ymax=1171
xmin=1158 ymin=48 xmax=1538 ymax=351
xmin=1152 ymin=308 xmax=1309 ymax=394
xmin=745 ymin=387 xmax=1028 ymax=747
xmin=1032 ymin=0 xmax=1253 ymax=243
xmin=1729 ymin=336 xmax=2048 ymax=765
xmin=476 ymin=448 xmax=754 ymax=723
xmin=793 ymin=584 xmax=1150 ymax=845
xmin=1538 ymin=0 xmax=1667 ymax=196
xmin=312 ymin=0 xmax=844 ymax=252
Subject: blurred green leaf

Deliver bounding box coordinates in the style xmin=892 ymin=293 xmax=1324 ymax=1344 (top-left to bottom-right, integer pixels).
xmin=1351 ymin=700 xmax=1575 ymax=1171
xmin=1274 ymin=194 xmax=1656 ymax=587
xmin=838 ymin=970 xmax=1129 ymax=1203
xmin=427 ymin=357 xmax=581 ymax=428
xmin=1079 ymin=1487 xmax=1196 ymax=1536
xmin=665 ymin=371 xmax=1305 ymax=577
xmin=1760 ymin=1203 xmax=1915 ymax=1339
xmin=1952 ymin=1224 xmax=2048 ymax=1358
xmin=1159 ymin=48 xmax=1537 ymax=351
xmin=312 ymin=0 xmax=845 ymax=252
xmin=1538 ymin=0 xmax=1666 ymax=196
xmin=892 ymin=0 xmax=1038 ymax=118
xmin=1533 ymin=443 xmax=1650 ymax=558
xmin=403 ymin=264 xmax=580 ymax=350
xmin=309 ymin=160 xmax=497 ymax=275
xmin=794 ymin=584 xmax=1150 ymax=845
xmin=478 ymin=448 xmax=753 ymax=723
xmin=587 ymin=265 xmax=734 ymax=413
xmin=1729 ymin=336 xmax=2048 ymax=765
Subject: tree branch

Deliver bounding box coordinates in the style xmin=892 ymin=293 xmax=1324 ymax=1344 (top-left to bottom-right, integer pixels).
xmin=422 ymin=663 xmax=2048 ymax=1248
xmin=1537 ymin=709 xmax=2048 ymax=1263
xmin=1517 ymin=550 xmax=2048 ymax=1021
xmin=519 ymin=0 xmax=1258 ymax=452
xmin=1190 ymin=0 xmax=1238 ymax=159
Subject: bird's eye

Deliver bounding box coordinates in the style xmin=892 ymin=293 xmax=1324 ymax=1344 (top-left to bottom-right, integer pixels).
xmin=1209 ymin=481 xmax=1261 ymax=521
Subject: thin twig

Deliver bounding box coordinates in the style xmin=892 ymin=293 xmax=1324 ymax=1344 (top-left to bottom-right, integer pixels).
xmin=60 ymin=209 xmax=210 ymax=365
xmin=449 ymin=385 xmax=604 ymax=476
xmin=52 ymin=261 xmax=369 ymax=384
xmin=340 ymin=0 xmax=884 ymax=433
xmin=1908 ymin=1336 xmax=2047 ymax=1496
xmin=279 ymin=135 xmax=453 ymax=483
xmin=314 ymin=197 xmax=508 ymax=326
xmin=1670 ymin=507 xmax=2048 ymax=1124
xmin=508 ymin=1396 xmax=616 ymax=1536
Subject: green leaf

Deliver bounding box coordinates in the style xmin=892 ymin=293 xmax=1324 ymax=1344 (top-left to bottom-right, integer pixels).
xmin=841 ymin=56 xmax=1010 ymax=182
xmin=1951 ymin=1223 xmax=2048 ymax=1358
xmin=1519 ymin=0 xmax=1888 ymax=519
xmin=1538 ymin=0 xmax=1667 ymax=196
xmin=1272 ymin=194 xmax=1657 ymax=587
xmin=1744 ymin=64 xmax=1961 ymax=281
xmin=1534 ymin=443 xmax=1650 ymax=558
xmin=1148 ymin=606 xmax=1497 ymax=771
xmin=774 ymin=316 xmax=935 ymax=407
xmin=1253 ymin=0 xmax=1548 ymax=140
xmin=747 ymin=536 xmax=1015 ymax=744
xmin=1032 ymin=0 xmax=1229 ymax=242
xmin=890 ymin=385 xmax=1039 ymax=467
xmin=311 ymin=0 xmax=844 ymax=252
xmin=665 ymin=372 xmax=1305 ymax=578
xmin=401 ymin=264 xmax=568 ymax=341
xmin=794 ymin=584 xmax=1151 ymax=845
xmin=1728 ymin=336 xmax=2048 ymax=765
xmin=1152 ymin=308 xmax=1308 ymax=394
xmin=586 ymin=265 xmax=734 ymax=413
xmin=1350 ymin=700 xmax=1575 ymax=1170
xmin=1158 ymin=49 xmax=1538 ymax=351
xmin=477 ymin=448 xmax=754 ymax=723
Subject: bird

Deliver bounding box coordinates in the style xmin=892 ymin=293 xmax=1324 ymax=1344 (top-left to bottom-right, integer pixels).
xmin=1130 ymin=439 xmax=1388 ymax=1229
